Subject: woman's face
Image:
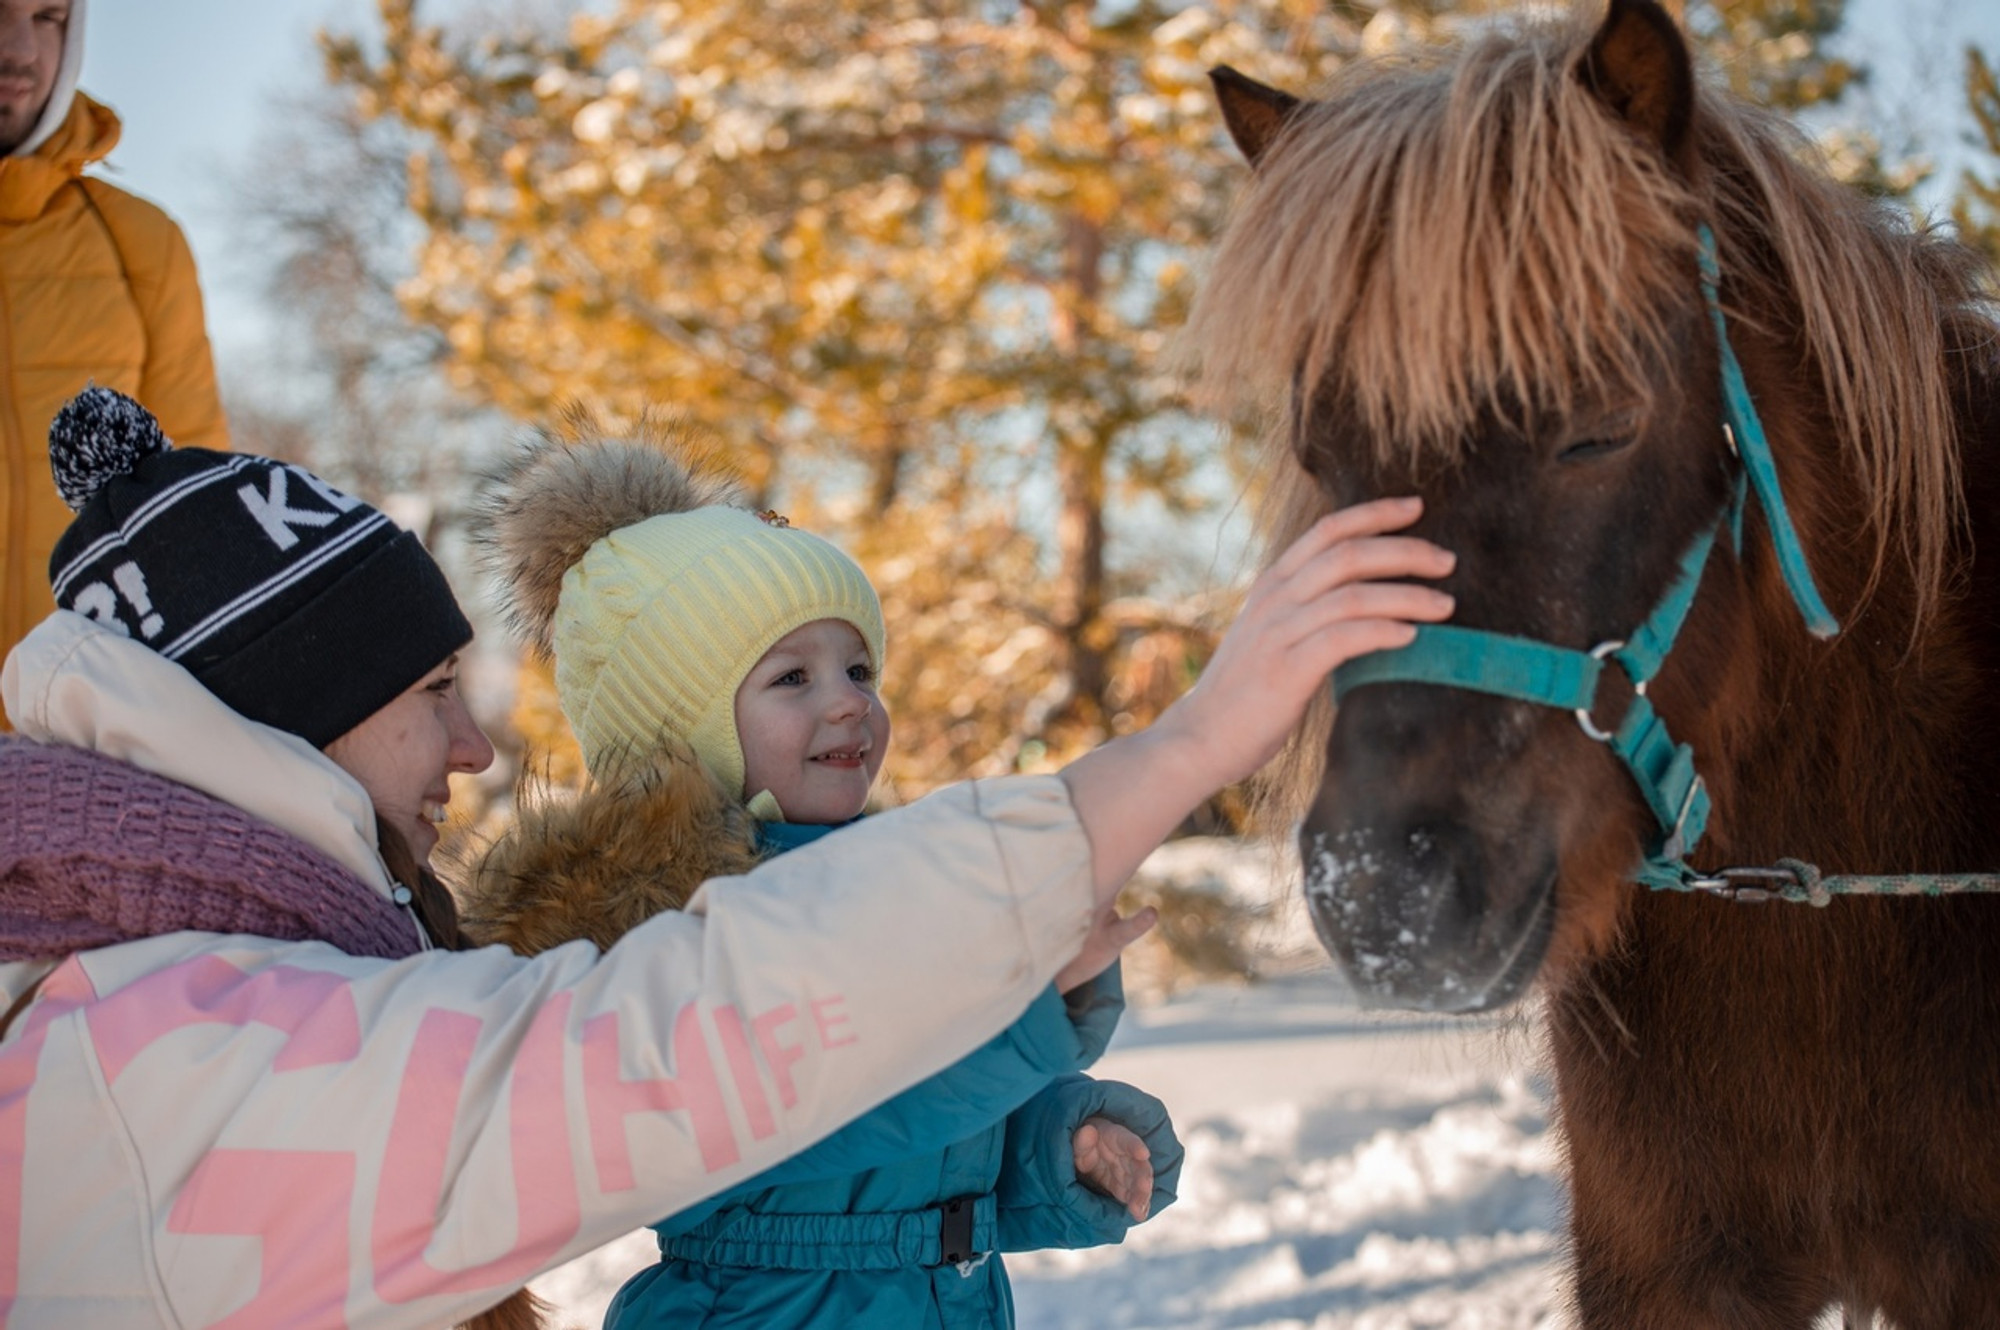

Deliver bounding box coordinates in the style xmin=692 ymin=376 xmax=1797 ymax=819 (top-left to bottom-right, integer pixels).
xmin=734 ymin=618 xmax=890 ymax=825
xmin=324 ymin=654 xmax=495 ymax=863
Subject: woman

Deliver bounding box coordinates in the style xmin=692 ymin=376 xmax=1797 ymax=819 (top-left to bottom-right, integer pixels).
xmin=0 ymin=387 xmax=1454 ymax=1327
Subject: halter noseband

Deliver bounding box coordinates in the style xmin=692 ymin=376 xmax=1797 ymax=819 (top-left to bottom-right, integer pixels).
xmin=1330 ymin=226 xmax=1838 ymax=895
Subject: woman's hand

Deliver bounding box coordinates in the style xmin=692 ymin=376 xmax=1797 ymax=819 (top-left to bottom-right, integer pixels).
xmin=1059 ymin=497 xmax=1453 ymax=906
xmin=1160 ymin=496 xmax=1455 ymax=786
xmin=1073 ymin=1115 xmax=1154 ymax=1222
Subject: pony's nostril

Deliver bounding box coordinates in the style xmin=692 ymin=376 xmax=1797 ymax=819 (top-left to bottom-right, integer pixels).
xmin=1301 ymin=817 xmax=1485 ymax=951
xmin=1301 ymin=813 xmax=1554 ymax=1012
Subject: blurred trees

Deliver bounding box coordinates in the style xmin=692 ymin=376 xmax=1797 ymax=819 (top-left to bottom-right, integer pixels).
xmin=1686 ymin=0 xmax=1926 ymax=196
xmin=226 ymin=86 xmax=495 ymax=512
xmin=1957 ymin=47 xmax=2000 ymax=269
xmin=272 ymin=0 xmax=1899 ymax=805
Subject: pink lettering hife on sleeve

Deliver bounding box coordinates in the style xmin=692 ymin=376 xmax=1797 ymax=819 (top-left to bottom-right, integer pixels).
xmin=372 ymin=994 xmax=582 ymax=1303
xmin=583 ymin=1003 xmax=737 ymax=1191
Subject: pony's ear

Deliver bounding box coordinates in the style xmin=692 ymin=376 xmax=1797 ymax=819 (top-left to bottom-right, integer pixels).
xmin=1578 ymin=0 xmax=1696 ymax=162
xmin=1210 ymin=65 xmax=1303 ymax=168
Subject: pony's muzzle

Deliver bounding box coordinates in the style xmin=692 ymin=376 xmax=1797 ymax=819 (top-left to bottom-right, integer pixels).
xmin=1299 ymin=812 xmax=1555 ymax=1012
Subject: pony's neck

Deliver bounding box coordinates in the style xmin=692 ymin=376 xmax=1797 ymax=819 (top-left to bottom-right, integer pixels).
xmin=1695 ymin=340 xmax=2000 ymax=877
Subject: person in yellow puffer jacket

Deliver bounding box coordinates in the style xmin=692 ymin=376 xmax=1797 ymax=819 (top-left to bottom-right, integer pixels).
xmin=0 ymin=0 xmax=227 ymax=686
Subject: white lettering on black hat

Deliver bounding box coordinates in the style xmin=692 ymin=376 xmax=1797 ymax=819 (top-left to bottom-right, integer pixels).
xmin=239 ymin=469 xmax=340 ymax=550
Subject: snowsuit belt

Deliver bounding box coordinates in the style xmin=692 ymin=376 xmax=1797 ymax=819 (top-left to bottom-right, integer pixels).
xmin=660 ymin=1193 xmax=998 ymax=1271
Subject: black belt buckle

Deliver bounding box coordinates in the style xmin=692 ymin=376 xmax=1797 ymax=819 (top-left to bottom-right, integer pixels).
xmin=935 ymin=1195 xmax=976 ymax=1266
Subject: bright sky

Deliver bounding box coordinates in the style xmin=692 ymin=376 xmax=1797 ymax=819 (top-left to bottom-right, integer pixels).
xmin=77 ymin=0 xmax=2000 ymax=381
xmin=78 ymin=0 xmax=379 ymax=365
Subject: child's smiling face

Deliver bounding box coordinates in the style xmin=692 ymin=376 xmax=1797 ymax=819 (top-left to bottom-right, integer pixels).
xmin=734 ymin=618 xmax=891 ymax=824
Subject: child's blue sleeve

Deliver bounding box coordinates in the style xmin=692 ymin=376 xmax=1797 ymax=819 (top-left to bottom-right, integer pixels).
xmin=1063 ymin=963 xmax=1124 ymax=1068
xmin=993 ymin=1072 xmax=1184 ymax=1253
xmin=651 ymin=975 xmax=1113 ymax=1239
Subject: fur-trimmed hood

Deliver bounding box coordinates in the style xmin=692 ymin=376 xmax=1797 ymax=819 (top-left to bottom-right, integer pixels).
xmin=456 ymin=742 xmax=762 ymax=957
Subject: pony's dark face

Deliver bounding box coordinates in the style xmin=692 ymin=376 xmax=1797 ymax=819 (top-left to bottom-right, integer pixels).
xmin=1209 ymin=0 xmax=1741 ymax=1011
xmin=1297 ymin=338 xmax=1733 ymax=1011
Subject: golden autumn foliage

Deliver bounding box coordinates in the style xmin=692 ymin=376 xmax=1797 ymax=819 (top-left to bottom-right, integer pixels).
xmin=321 ymin=0 xmax=1370 ymax=801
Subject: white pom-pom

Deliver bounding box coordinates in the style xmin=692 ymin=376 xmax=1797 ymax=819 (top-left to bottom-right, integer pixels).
xmin=48 ymin=386 xmax=173 ymax=512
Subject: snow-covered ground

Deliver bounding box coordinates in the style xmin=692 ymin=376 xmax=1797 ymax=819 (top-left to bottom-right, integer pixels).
xmin=1004 ymin=983 xmax=1560 ymax=1329
xmin=530 ymin=840 xmax=1570 ymax=1329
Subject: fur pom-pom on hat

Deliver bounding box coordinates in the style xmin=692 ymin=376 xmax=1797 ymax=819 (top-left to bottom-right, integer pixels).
xmin=472 ymin=406 xmax=746 ymax=658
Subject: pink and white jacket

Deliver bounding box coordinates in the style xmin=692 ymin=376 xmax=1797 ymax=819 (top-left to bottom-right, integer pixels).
xmin=0 ymin=612 xmax=1096 ymax=1327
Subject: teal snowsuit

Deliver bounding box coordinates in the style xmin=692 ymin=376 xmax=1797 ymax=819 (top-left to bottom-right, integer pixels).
xmin=603 ymin=820 xmax=1182 ymax=1328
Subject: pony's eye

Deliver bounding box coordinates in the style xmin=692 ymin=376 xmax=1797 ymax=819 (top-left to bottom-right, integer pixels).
xmin=1557 ymin=435 xmax=1635 ymax=464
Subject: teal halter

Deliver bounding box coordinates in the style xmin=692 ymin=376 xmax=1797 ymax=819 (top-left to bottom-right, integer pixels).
xmin=1331 ymin=226 xmax=1839 ymax=894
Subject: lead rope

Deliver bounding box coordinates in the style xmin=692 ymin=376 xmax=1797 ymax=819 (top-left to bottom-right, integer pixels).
xmin=1661 ymin=860 xmax=2000 ymax=906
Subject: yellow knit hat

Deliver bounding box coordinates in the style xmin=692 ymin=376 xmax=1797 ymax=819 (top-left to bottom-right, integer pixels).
xmin=474 ymin=412 xmax=884 ymax=795
xmin=555 ymin=506 xmax=884 ymax=793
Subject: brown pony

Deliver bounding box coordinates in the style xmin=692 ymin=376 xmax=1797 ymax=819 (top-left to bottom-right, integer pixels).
xmin=1186 ymin=1 xmax=2000 ymax=1325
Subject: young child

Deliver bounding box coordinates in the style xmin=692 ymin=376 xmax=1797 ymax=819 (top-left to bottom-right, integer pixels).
xmin=469 ymin=415 xmax=1181 ymax=1328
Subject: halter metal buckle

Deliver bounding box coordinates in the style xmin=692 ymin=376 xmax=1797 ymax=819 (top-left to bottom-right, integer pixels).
xmin=1574 ymin=640 xmax=1647 ymax=743
xmin=1684 ymin=865 xmax=1795 ymax=904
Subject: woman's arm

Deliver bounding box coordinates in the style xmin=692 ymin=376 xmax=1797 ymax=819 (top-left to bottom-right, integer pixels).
xmin=17 ymin=778 xmax=1096 ymax=1330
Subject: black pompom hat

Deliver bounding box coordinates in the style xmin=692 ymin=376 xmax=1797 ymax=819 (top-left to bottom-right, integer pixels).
xmin=45 ymin=387 xmax=473 ymax=749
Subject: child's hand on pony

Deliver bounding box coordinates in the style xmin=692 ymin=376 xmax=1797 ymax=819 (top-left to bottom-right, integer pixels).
xmin=1073 ymin=1115 xmax=1154 ymax=1221
xmin=1054 ymin=901 xmax=1158 ymax=994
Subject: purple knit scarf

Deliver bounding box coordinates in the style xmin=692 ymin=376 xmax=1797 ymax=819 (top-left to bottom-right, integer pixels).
xmin=0 ymin=735 xmax=420 ymax=961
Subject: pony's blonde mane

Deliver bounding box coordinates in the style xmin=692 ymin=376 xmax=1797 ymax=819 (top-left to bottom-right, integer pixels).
xmin=1188 ymin=18 xmax=1693 ymax=461
xmin=1187 ymin=10 xmax=1996 ymax=824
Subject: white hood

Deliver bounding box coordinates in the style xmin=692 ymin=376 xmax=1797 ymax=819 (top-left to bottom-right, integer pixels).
xmin=13 ymin=0 xmax=86 ymax=159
